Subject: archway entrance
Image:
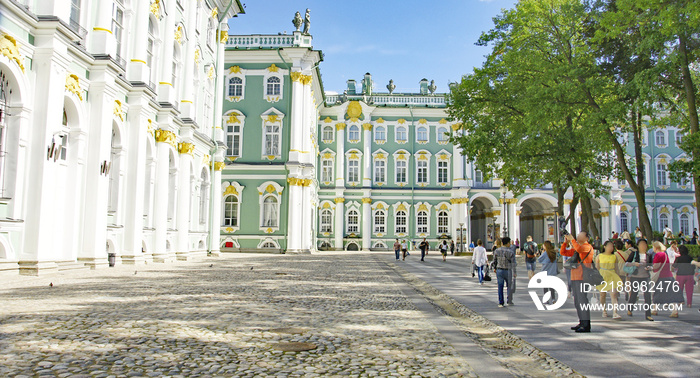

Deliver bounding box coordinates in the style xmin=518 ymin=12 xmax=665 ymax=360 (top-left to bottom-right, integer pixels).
xmin=346 ymin=242 xmax=359 ymax=251
xmin=470 ymin=197 xmax=495 ymax=249
xmin=519 ymin=197 xmax=557 ymax=244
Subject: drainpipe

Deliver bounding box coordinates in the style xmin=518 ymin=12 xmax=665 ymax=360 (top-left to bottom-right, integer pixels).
xmin=409 ymin=105 xmax=415 ymax=249
xmin=208 ymin=0 xmax=236 ymax=255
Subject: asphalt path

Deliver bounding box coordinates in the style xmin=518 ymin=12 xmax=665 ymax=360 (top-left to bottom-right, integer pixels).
xmin=383 ymin=251 xmax=700 ymax=378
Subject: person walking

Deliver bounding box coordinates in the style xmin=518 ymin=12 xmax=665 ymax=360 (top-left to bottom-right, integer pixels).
xmin=440 ymin=240 xmax=448 ymax=261
xmin=673 ymin=245 xmax=695 ymax=308
xmin=691 ymin=228 xmax=698 ymax=245
xmin=523 ymin=236 xmax=538 ymax=280
xmin=472 ymin=239 xmax=488 ymax=285
xmin=450 ymin=240 xmax=455 ymax=255
xmin=620 ymin=229 xmax=631 ymax=241
xmin=393 ymin=239 xmax=401 ymax=261
xmin=634 ymin=227 xmax=643 ymax=243
xmin=613 ymin=239 xmax=630 ymax=302
xmin=560 ymin=239 xmax=575 ymax=298
xmin=419 ymin=238 xmax=429 ymax=262
xmin=625 ymin=239 xmax=654 ymax=321
xmin=401 ymin=239 xmax=408 ymax=261
xmin=667 ymin=241 xmax=680 ymax=265
xmin=663 ymin=225 xmax=673 ymax=245
xmin=651 ymin=241 xmax=684 ymax=318
xmin=538 ymin=241 xmax=559 ymax=304
xmin=596 ymin=241 xmax=623 ymax=320
xmin=562 ymin=232 xmax=594 ymax=333
xmin=494 ymin=237 xmax=516 ymax=307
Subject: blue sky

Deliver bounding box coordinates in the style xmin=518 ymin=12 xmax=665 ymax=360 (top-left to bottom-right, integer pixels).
xmin=228 ymin=0 xmax=517 ymax=94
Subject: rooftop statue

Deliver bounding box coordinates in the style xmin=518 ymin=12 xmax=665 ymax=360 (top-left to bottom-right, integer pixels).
xmin=292 ymin=11 xmax=303 ymax=32
xmin=303 ymin=9 xmax=311 ymax=35
xmin=428 ymin=80 xmax=437 ymax=94
xmin=387 ymin=79 xmax=396 ymax=94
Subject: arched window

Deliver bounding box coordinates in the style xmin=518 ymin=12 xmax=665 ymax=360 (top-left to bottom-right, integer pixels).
xmin=59 ymin=109 xmax=69 ymax=161
xmin=262 ymin=241 xmax=277 ymax=249
xmin=437 ymin=211 xmax=449 ymax=234
xmin=347 ymin=209 xmax=359 ymax=233
xmin=680 ymin=213 xmax=690 ymax=235
xmin=375 ymin=126 xmax=386 ymax=142
xmin=656 ymin=162 xmax=668 ymax=186
xmin=437 ymin=127 xmax=448 ymax=142
xmin=321 ymin=158 xmax=333 ymax=183
xmin=620 ymin=212 xmax=629 ymax=234
xmin=417 ymin=126 xmax=428 ymax=142
xmin=396 ymin=210 xmax=407 ymax=234
xmin=199 ymin=169 xmax=209 ymax=224
xmin=659 ymin=213 xmax=669 ymax=231
xmin=374 ymin=159 xmax=385 ymax=183
xmin=437 ymin=160 xmax=448 ymax=184
xmin=322 ymin=125 xmax=333 ymax=142
xmin=228 ymin=77 xmax=243 ymax=97
xmin=320 ymin=209 xmax=332 ymax=233
xmin=374 ymin=210 xmax=386 ymax=233
xmin=226 ymin=121 xmax=242 ymax=157
xmin=655 ymin=130 xmax=665 ymax=146
xmin=262 ymin=195 xmax=279 ymax=227
xmin=266 ymin=76 xmax=281 ymax=96
xmin=223 ymin=195 xmax=238 ymax=227
xmin=676 ymin=131 xmax=683 ymax=146
xmin=348 ymin=125 xmax=360 ymax=141
xmin=417 ymin=211 xmax=428 ymax=234
xmin=264 ymin=124 xmax=280 ymax=156
xmin=396 ymin=126 xmax=407 ymax=142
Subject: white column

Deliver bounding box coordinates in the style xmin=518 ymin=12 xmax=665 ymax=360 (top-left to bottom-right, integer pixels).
xmin=176 ymin=144 xmax=193 ymax=260
xmin=286 ymin=180 xmax=303 ymax=253
xmin=301 ymin=75 xmax=314 ymax=165
xmin=89 ymin=0 xmax=116 ymax=56
xmin=210 ymin=162 xmax=223 ymax=256
xmin=334 ymin=198 xmax=345 ymax=250
xmin=452 ymin=139 xmax=466 ymax=187
xmin=152 ymin=134 xmax=172 ymax=262
xmin=301 ymin=183 xmax=312 ymax=252
xmin=362 ymin=197 xmax=371 ymax=250
xmin=157 ymin=5 xmax=176 ymax=103
xmin=513 ymin=206 xmax=522 ymax=245
xmin=78 ymin=79 xmax=115 ymax=269
xmin=126 ymin=0 xmax=150 ymax=82
xmin=335 ymin=124 xmax=345 ymax=187
xmin=610 ymin=200 xmax=622 ymax=234
xmin=362 ymin=124 xmax=372 ymax=187
xmin=289 ymin=72 xmax=304 ymax=163
xmin=121 ymin=100 xmax=148 ymax=264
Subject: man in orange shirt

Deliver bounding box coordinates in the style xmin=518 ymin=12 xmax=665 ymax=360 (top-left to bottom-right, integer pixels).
xmin=562 ymin=232 xmax=594 ymax=333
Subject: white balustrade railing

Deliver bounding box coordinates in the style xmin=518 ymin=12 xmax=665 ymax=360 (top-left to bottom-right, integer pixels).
xmin=324 ymin=94 xmax=446 ymax=106
xmin=226 ymin=35 xmax=295 ymax=48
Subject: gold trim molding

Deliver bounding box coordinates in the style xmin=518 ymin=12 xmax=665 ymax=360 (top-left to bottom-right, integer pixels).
xmin=65 ymin=74 xmax=82 ymax=101
xmin=177 ymin=142 xmax=195 ymax=156
xmin=155 ymin=129 xmax=176 ymax=148
xmin=213 ymin=162 xmax=226 ymax=171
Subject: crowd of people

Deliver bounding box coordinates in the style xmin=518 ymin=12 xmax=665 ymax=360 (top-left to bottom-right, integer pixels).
xmin=463 ymin=229 xmax=700 ymax=333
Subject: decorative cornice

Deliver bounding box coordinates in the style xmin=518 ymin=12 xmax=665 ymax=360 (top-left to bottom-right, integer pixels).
xmin=150 ymin=0 xmax=161 ymax=18
xmin=287 ymin=177 xmax=313 ymax=187
xmin=155 ymin=129 xmax=177 ymax=148
xmin=223 ymin=185 xmax=238 ymax=196
xmin=213 ymin=162 xmax=226 ymax=171
xmin=336 ymin=123 xmax=346 ymax=130
xmin=362 ymin=123 xmax=372 ymax=131
xmin=290 ymin=71 xmax=303 ymax=82
xmin=361 ymin=197 xmax=372 ymax=204
xmin=65 ymin=74 xmax=82 ymax=100
xmin=267 ymin=64 xmax=279 ymax=73
xmin=334 ymin=197 xmax=345 ymax=203
xmin=220 ymin=30 xmax=228 ymax=44
xmin=610 ymin=199 xmax=623 ymax=206
xmin=300 ymin=75 xmax=313 ymax=86
xmin=450 ymin=197 xmax=469 ymax=204
xmin=177 ymin=142 xmax=195 ymax=156
xmin=174 ymin=25 xmax=183 ymax=44
xmin=600 ymin=211 xmax=610 ymax=217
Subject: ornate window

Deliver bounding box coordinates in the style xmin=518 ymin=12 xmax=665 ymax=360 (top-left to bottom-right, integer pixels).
xmin=347 ymin=209 xmax=359 ymax=233
xmin=438 ymin=161 xmax=448 ymax=184
xmin=261 ymin=108 xmax=284 ymax=159
xmin=348 ymin=159 xmax=359 ymax=183
xmin=322 ymin=125 xmax=333 ymax=142
xmin=374 ymin=125 xmax=386 ymax=143
xmin=321 ymin=158 xmax=334 ymax=184
xmin=680 ymin=213 xmax=690 ymax=235
xmin=417 ymin=126 xmax=428 ymax=143
xmin=659 ymin=213 xmax=669 ymax=231
xmin=437 ymin=211 xmax=449 ymax=234
xmin=417 ymin=211 xmax=428 ymax=234
xmin=437 ymin=126 xmax=449 ymax=143
xmin=655 ymin=130 xmax=666 ymax=146
xmin=374 ymin=159 xmax=385 ymax=184
xmin=226 ymin=123 xmax=242 ymax=157
xmin=374 ymin=210 xmax=386 ymax=233
xmin=262 ymin=196 xmax=279 ymax=227
xmin=223 ymin=195 xmax=239 ymax=227
xmin=396 ymin=160 xmax=407 ymax=184
xmin=266 ymin=76 xmax=281 ymax=96
xmin=656 ymin=162 xmax=668 ymax=187
xmin=676 ymin=131 xmax=683 ymax=146
xmin=320 ymin=209 xmax=333 ymax=233
xmin=417 ymin=160 xmax=428 ymax=184
xmin=111 ymin=2 xmax=124 ymax=58
xmin=620 ymin=212 xmax=629 ymax=233
xmin=146 ymin=18 xmax=157 ymax=83
xmin=475 ymin=170 xmax=483 ymax=184
xmin=348 ymin=125 xmax=360 ymax=142
xmin=396 ymin=125 xmax=407 ymax=143
xmin=228 ymin=77 xmax=243 ymax=97
xmin=395 ymin=210 xmax=407 ymax=234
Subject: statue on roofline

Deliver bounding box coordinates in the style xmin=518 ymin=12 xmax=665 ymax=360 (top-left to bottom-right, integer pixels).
xmin=293 ymin=11 xmax=303 ymax=32
xmin=303 ymin=9 xmax=311 ymax=35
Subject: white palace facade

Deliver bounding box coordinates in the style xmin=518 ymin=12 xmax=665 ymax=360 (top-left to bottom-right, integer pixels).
xmin=0 ymin=0 xmax=244 ymax=275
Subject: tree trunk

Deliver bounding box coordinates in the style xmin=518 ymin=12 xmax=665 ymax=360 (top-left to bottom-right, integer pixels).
xmin=568 ymin=195 xmax=579 ymax=236
xmin=580 ymin=195 xmax=599 ymax=239
xmin=678 ymin=34 xmax=700 ymax=231
xmin=631 ymin=111 xmax=654 ymax=240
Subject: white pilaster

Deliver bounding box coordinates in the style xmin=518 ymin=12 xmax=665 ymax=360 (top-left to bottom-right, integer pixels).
xmin=89 ymin=0 xmax=117 ymax=56
xmin=152 ymin=135 xmax=173 ymax=262
xmin=334 ymin=198 xmax=345 ymax=250
xmin=335 ymin=124 xmax=345 ymax=187
xmin=126 ymin=0 xmax=150 ymax=82
xmin=362 ymin=125 xmax=371 ymax=187
xmin=176 ymin=145 xmax=193 ymax=260
xmin=362 ymin=197 xmax=371 ymax=250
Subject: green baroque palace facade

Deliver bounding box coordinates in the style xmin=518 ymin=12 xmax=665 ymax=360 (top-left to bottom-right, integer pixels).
xmin=220 ymin=29 xmax=697 ymax=253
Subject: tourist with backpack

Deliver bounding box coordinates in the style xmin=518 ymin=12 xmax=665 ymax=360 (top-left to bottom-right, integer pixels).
xmin=472 ymin=239 xmax=489 ymax=285
xmin=523 ymin=236 xmax=538 ymax=280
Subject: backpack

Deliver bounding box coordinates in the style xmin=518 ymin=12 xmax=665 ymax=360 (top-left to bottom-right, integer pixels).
xmin=525 ymin=243 xmax=536 ymax=259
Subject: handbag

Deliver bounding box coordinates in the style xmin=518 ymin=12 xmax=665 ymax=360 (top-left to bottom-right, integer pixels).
xmin=581 ymin=252 xmax=604 ymax=286
xmin=483 ymin=271 xmax=492 ymax=281
xmin=650 ymin=254 xmax=667 ymax=283
xmin=623 ymin=250 xmax=638 ymax=275
xmin=563 ymin=252 xmax=580 ymax=270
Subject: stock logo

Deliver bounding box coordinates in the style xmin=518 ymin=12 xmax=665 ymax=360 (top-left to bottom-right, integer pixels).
xmin=528 ymin=272 xmax=567 ymax=311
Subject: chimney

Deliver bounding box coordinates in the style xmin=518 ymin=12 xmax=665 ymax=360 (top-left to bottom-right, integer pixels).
xmin=363 ymin=72 xmax=372 ymax=96
xmin=347 ymin=79 xmax=357 ymax=95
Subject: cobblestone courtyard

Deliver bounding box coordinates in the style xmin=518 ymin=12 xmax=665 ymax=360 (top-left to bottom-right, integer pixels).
xmin=0 ymin=253 xmax=475 ymax=377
